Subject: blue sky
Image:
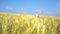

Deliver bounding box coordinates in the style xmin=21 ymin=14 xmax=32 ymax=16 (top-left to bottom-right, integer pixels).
xmin=0 ymin=0 xmax=60 ymax=16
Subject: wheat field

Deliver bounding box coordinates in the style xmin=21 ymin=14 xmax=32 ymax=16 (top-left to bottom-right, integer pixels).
xmin=0 ymin=13 xmax=60 ymax=34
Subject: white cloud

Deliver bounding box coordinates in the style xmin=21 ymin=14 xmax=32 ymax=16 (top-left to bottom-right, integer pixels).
xmin=46 ymin=10 xmax=59 ymax=15
xmin=21 ymin=8 xmax=24 ymax=10
xmin=34 ymin=9 xmax=42 ymax=14
xmin=46 ymin=10 xmax=60 ymax=15
xmin=55 ymin=10 xmax=60 ymax=14
xmin=56 ymin=10 xmax=60 ymax=12
xmin=6 ymin=6 xmax=13 ymax=10
xmin=47 ymin=11 xmax=53 ymax=14
xmin=20 ymin=8 xmax=27 ymax=14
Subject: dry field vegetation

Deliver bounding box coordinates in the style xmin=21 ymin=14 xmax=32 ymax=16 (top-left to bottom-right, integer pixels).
xmin=0 ymin=13 xmax=60 ymax=34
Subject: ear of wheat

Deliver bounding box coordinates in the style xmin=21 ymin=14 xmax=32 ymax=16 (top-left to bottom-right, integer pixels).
xmin=0 ymin=13 xmax=60 ymax=34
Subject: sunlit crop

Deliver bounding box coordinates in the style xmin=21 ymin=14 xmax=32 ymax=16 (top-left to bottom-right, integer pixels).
xmin=0 ymin=13 xmax=60 ymax=34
